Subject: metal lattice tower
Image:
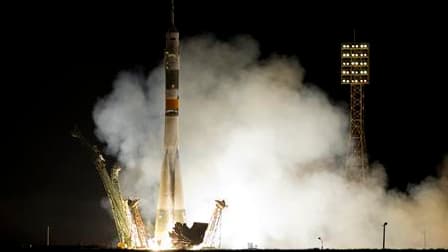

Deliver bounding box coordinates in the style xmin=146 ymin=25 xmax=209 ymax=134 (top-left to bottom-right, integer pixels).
xmin=341 ymin=42 xmax=370 ymax=179
xmin=202 ymin=200 xmax=227 ymax=248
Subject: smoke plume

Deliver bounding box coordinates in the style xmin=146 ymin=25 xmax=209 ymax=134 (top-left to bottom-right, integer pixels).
xmin=93 ymin=35 xmax=448 ymax=249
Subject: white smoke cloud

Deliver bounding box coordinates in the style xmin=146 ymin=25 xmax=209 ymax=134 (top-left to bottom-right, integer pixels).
xmin=93 ymin=35 xmax=448 ymax=249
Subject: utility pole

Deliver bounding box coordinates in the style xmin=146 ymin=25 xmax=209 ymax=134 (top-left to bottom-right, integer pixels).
xmin=423 ymin=230 xmax=427 ymax=249
xmin=318 ymin=237 xmax=323 ymax=249
xmin=382 ymin=222 xmax=388 ymax=249
xmin=46 ymin=225 xmax=50 ymax=247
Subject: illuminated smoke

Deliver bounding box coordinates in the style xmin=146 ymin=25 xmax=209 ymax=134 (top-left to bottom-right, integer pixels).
xmin=93 ymin=35 xmax=448 ymax=249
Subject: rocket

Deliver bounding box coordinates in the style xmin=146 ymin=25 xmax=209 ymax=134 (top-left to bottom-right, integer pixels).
xmin=154 ymin=0 xmax=186 ymax=243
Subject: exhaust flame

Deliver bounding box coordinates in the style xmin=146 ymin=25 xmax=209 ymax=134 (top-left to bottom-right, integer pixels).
xmin=93 ymin=35 xmax=448 ymax=249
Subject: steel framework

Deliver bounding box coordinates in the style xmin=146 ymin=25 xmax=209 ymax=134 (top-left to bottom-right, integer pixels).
xmin=341 ymin=43 xmax=370 ymax=179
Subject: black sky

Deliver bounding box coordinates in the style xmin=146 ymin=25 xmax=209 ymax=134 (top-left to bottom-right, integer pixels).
xmin=3 ymin=1 xmax=447 ymax=247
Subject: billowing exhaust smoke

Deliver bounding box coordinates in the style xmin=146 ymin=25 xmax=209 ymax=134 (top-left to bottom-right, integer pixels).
xmin=93 ymin=35 xmax=448 ymax=249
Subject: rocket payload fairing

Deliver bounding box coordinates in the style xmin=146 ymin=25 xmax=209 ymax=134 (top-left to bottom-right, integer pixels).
xmin=154 ymin=0 xmax=186 ymax=243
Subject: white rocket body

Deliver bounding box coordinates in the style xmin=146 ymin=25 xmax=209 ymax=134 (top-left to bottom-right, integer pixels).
xmin=154 ymin=13 xmax=186 ymax=243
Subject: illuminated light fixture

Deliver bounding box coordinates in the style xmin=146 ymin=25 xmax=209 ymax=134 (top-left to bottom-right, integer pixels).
xmin=341 ymin=42 xmax=369 ymax=84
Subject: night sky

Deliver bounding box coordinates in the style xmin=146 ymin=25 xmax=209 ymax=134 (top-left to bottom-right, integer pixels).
xmin=3 ymin=1 xmax=447 ymax=247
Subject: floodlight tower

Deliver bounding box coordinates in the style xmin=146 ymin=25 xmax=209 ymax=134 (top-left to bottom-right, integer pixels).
xmin=341 ymin=42 xmax=370 ymax=179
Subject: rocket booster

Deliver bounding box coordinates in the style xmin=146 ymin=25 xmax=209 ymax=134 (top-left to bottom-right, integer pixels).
xmin=154 ymin=0 xmax=185 ymax=242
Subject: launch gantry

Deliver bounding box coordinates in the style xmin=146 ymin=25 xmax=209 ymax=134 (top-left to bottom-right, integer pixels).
xmin=202 ymin=200 xmax=227 ymax=249
xmin=168 ymin=200 xmax=228 ymax=249
xmin=71 ymin=127 xmax=151 ymax=249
